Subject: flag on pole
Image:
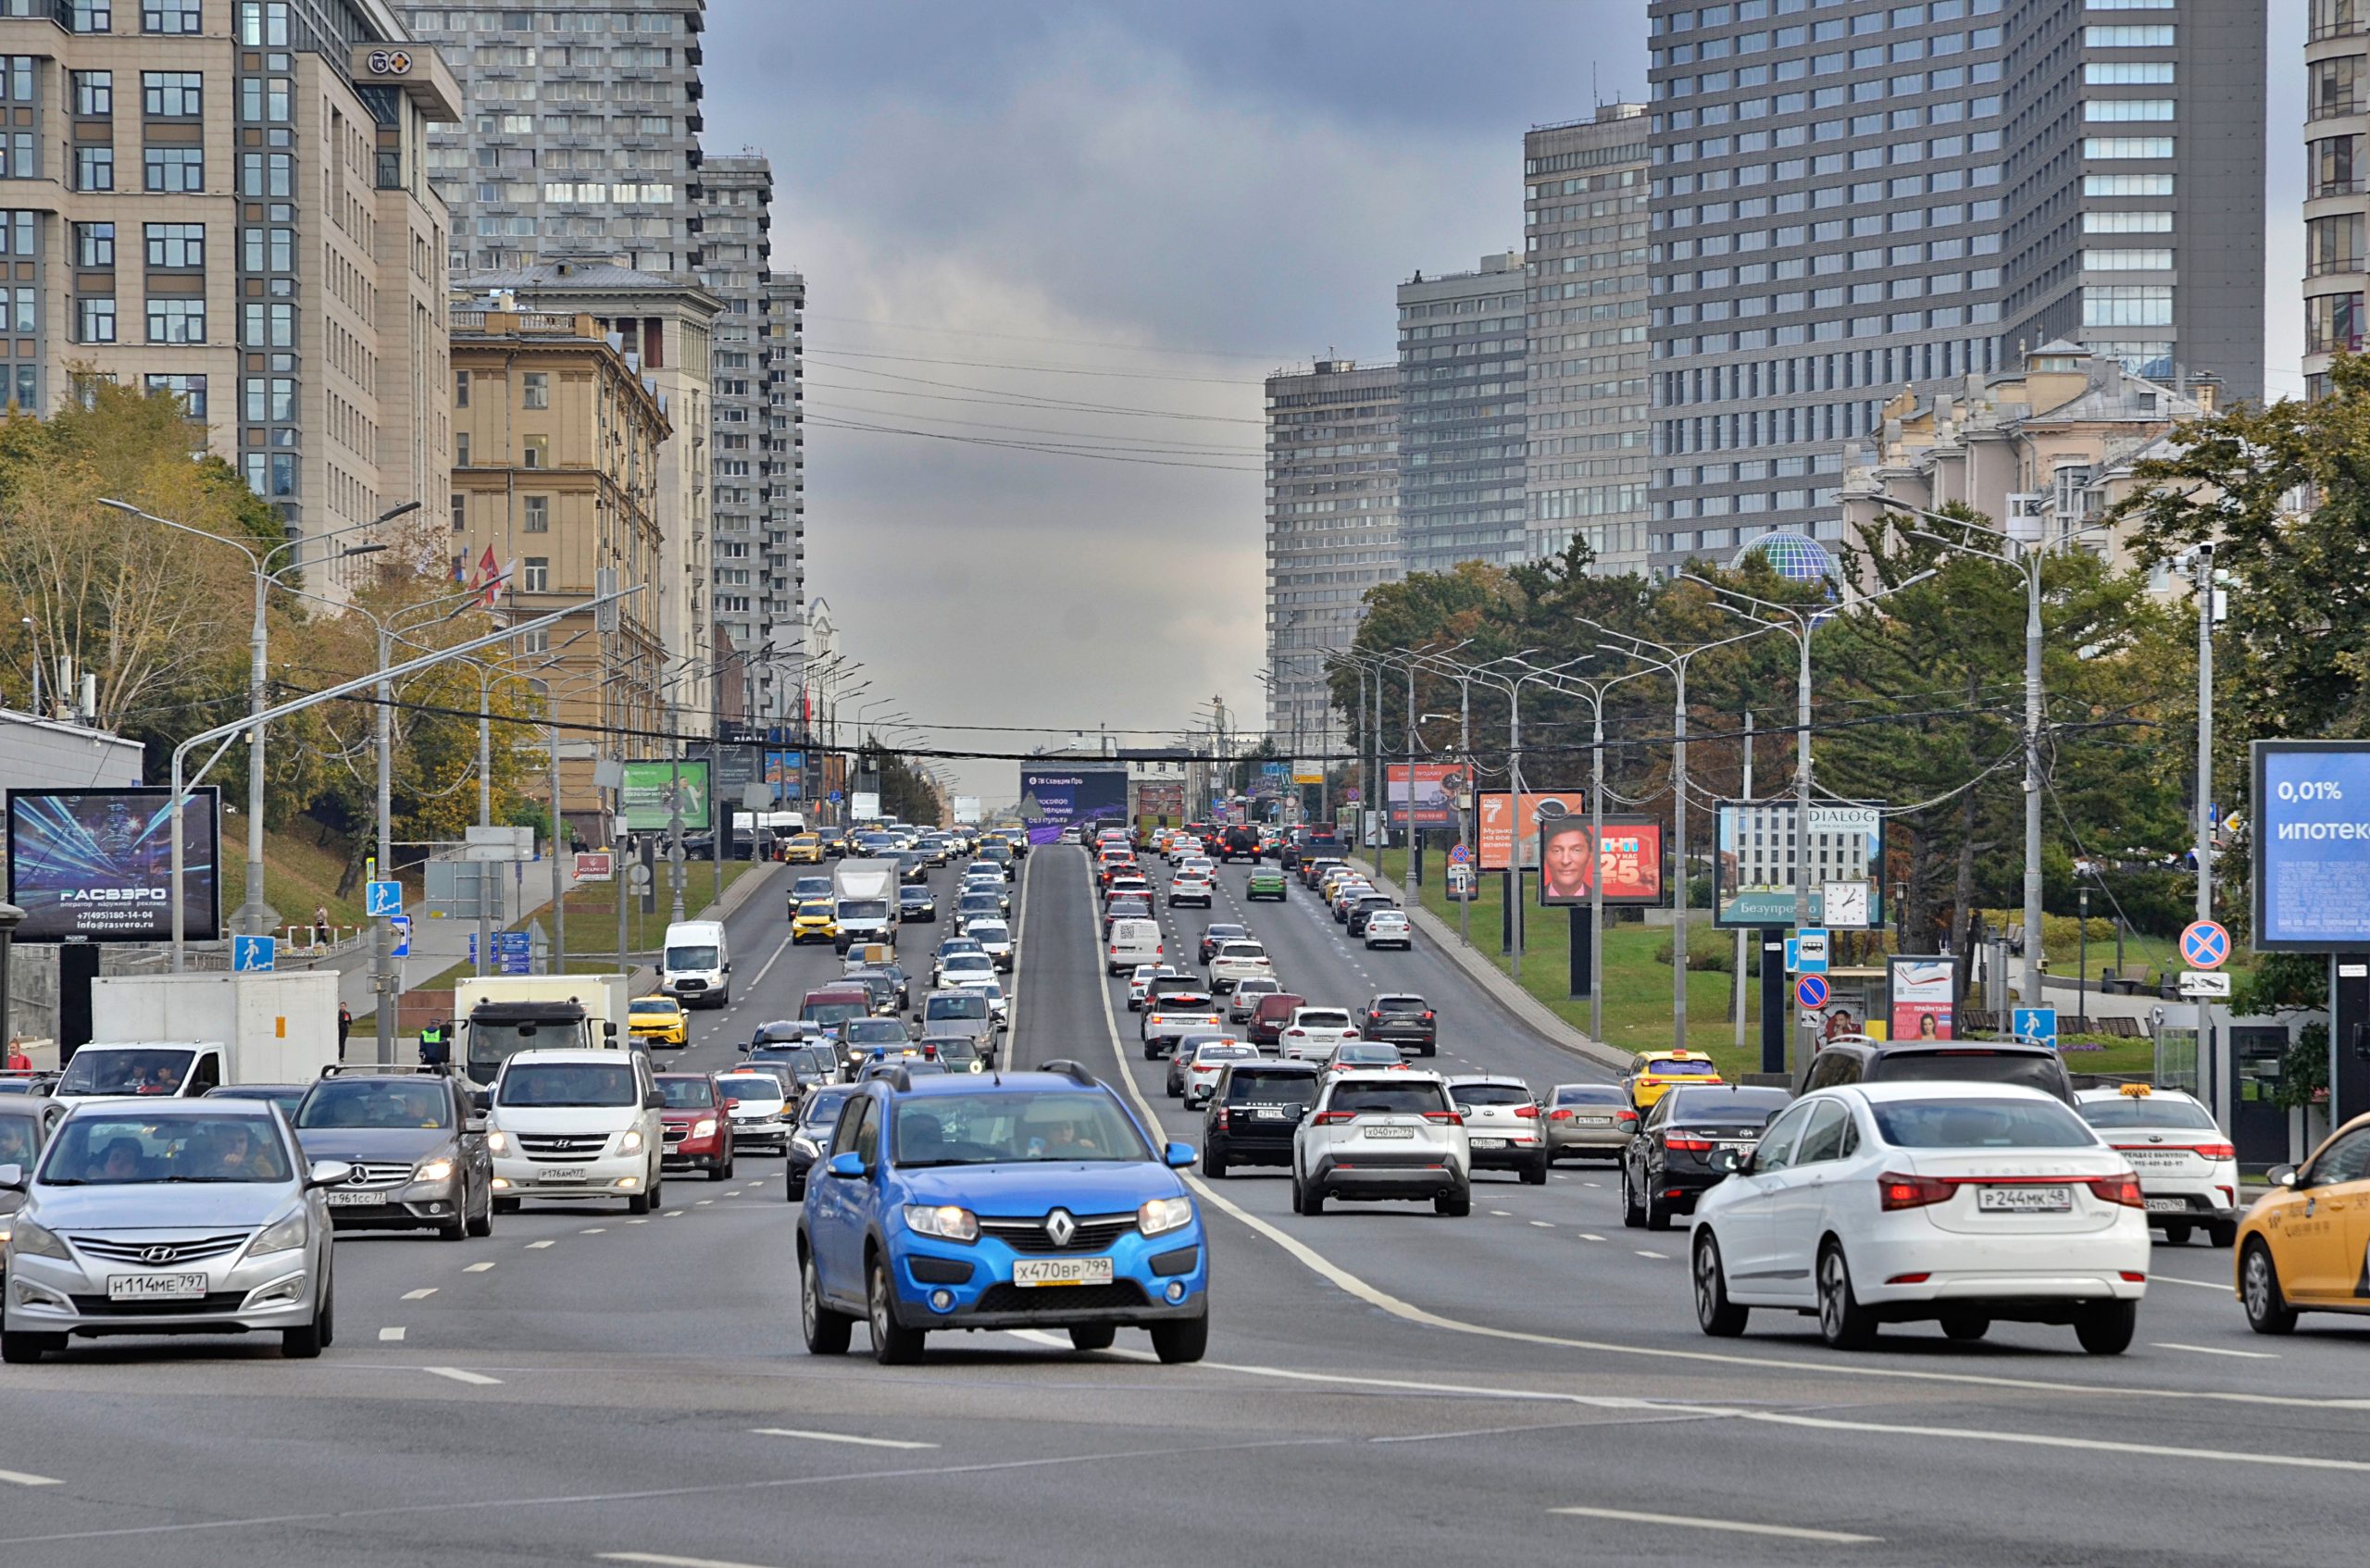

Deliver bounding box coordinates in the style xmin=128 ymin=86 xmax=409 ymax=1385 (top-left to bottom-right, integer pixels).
xmin=476 ymin=545 xmax=499 ymax=607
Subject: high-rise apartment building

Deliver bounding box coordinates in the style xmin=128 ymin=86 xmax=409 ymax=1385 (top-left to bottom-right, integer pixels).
xmin=1265 ymin=358 xmax=1400 ymax=763
xmin=2307 ymin=0 xmax=2370 ymax=398
xmin=1396 ymin=252 xmax=1526 ymax=577
xmin=1524 ymin=105 xmax=1653 ymax=573
xmin=695 ymin=154 xmax=804 ymax=724
xmin=0 ymin=0 xmax=461 ymax=580
xmin=405 ymin=0 xmax=703 ymax=278
xmin=1645 ymin=0 xmax=2263 ymax=575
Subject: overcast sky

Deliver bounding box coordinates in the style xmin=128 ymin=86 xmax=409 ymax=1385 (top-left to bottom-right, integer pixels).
xmin=704 ymin=1 xmax=2301 ymax=805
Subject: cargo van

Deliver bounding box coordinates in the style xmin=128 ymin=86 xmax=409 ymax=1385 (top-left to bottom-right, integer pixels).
xmin=1106 ymin=917 xmax=1163 ymax=973
xmin=660 ymin=920 xmax=731 ymax=1009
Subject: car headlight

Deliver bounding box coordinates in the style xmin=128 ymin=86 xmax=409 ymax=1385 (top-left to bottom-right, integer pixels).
xmin=252 ymin=1210 xmax=310 ymax=1256
xmin=1138 ymin=1196 xmax=1194 ymax=1238
xmin=413 ymin=1158 xmax=456 ymax=1183
xmin=8 ymin=1218 xmax=69 ymax=1261
xmin=692 ymin=1118 xmax=718 ymax=1139
xmin=902 ymin=1203 xmax=979 ymax=1242
xmin=618 ymin=1128 xmax=645 ymax=1153
xmin=486 ymin=1128 xmax=512 ymax=1156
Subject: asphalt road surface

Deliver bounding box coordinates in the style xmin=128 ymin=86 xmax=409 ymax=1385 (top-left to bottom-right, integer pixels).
xmin=2 ymin=844 xmax=2364 ymax=1567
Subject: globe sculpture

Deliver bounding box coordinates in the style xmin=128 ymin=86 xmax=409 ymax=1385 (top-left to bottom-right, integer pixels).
xmin=1728 ymin=529 xmax=1834 ymax=581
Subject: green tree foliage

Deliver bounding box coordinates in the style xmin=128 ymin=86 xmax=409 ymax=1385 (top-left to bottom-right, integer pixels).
xmin=862 ymin=739 xmax=942 ymax=827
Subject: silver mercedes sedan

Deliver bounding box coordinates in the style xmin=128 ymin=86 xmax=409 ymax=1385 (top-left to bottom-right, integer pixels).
xmin=1 ymin=1098 xmax=347 ymax=1363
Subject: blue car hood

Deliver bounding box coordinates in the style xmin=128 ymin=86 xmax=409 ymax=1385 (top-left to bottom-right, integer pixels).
xmin=895 ymin=1160 xmax=1178 ymax=1216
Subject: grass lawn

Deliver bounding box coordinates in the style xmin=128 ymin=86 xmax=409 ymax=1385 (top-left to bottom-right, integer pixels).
xmin=217 ymin=823 xmax=378 ymax=935
xmin=413 ymin=859 xmax=765 ymax=991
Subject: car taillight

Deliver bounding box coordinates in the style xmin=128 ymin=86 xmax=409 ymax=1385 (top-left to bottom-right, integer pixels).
xmin=1877 ymin=1171 xmax=1954 ymax=1211
xmin=1514 ymin=1104 xmax=1538 ymax=1119
xmin=1665 ymin=1136 xmax=1714 ymax=1151
xmin=1547 ymin=1108 xmax=1574 ymax=1121
xmin=1368 ymin=1012 xmax=1382 ymax=1023
xmin=1616 ymin=1108 xmax=1639 ymax=1123
xmin=1343 ymin=1028 xmax=1359 ymax=1039
xmin=1315 ymin=1111 xmax=1358 ymax=1126
xmin=2088 ymin=1174 xmax=2147 ymax=1209
xmin=1421 ymin=1012 xmax=1434 ymax=1022
xmin=1423 ymin=1111 xmax=1463 ymax=1126
xmin=1215 ymin=1107 xmax=1230 ymax=1129
xmin=2193 ymin=1143 xmax=2237 ymax=1162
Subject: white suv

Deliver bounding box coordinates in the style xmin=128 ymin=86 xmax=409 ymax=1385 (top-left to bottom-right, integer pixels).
xmin=1292 ymin=1071 xmax=1470 ymax=1216
xmin=486 ymin=1048 xmax=667 ymax=1214
xmin=1279 ymin=1006 xmax=1360 ymax=1062
xmin=1206 ymin=940 xmax=1273 ymax=994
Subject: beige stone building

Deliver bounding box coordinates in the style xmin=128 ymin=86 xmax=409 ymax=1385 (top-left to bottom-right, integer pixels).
xmin=447 ymin=304 xmax=667 ymax=808
xmin=0 ymin=0 xmax=460 ymax=584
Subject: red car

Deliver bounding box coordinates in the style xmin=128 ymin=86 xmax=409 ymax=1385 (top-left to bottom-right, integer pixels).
xmin=655 ymin=1072 xmax=735 ymax=1181
xmin=1248 ymin=991 xmax=1308 ymax=1047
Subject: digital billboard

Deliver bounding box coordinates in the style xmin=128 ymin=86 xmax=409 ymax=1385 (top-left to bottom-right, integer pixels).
xmin=1538 ymin=815 xmax=1665 ymax=907
xmin=1385 ymin=763 xmax=1461 ymax=829
xmin=1017 ymin=767 xmax=1128 ymax=845
xmin=1886 ymin=955 xmax=1955 ymax=1042
xmin=6 ymin=787 xmax=221 ymax=943
xmin=1711 ymin=800 xmax=1885 ymax=929
xmin=764 ymin=750 xmax=805 ymax=801
xmin=619 ymin=760 xmax=711 ymax=831
xmin=1476 ymin=790 xmax=1587 ymax=871
xmin=2252 ymin=740 xmax=2370 ymax=952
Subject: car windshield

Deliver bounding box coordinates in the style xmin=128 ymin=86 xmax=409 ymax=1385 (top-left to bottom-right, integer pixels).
xmin=1648 ymin=1058 xmax=1719 ymax=1076
xmin=804 ymin=1003 xmax=867 ymax=1027
xmin=665 ymin=945 xmax=719 ymax=971
xmin=295 ymin=1080 xmax=452 ymax=1128
xmin=1328 ymin=1084 xmax=1447 ymax=1116
xmin=498 ymin=1063 xmax=638 ymax=1108
xmin=1453 ymin=1084 xmax=1532 ymax=1107
xmin=892 ymin=1090 xmax=1153 ymax=1165
xmin=840 ymin=900 xmax=892 ymax=921
xmin=801 ymin=1089 xmax=854 ymax=1128
xmin=793 ymin=877 xmax=832 ymax=897
xmin=928 ymin=995 xmax=989 ymax=1021
xmin=1218 ymin=944 xmax=1265 ymax=960
xmin=1193 ymin=1045 xmax=1257 ymax=1064
xmin=1553 ymin=1084 xmax=1625 ymax=1104
xmin=1298 ymin=1012 xmax=1351 ymax=1029
xmin=943 ymin=955 xmax=992 ymax=973
xmin=41 ymin=1114 xmax=293 ymax=1184
xmin=716 ymin=1076 xmax=782 ymax=1104
xmin=657 ymin=1077 xmax=716 ymax=1109
xmin=971 ymin=924 xmax=1010 ymax=942
xmin=2077 ymin=1096 xmax=2221 ymax=1131
xmin=630 ymin=1001 xmax=678 ymax=1016
xmin=1225 ymin=1072 xmax=1317 ymax=1106
xmin=1865 ymin=1052 xmax=2065 ymax=1095
xmin=56 ymin=1047 xmax=197 ymax=1098
xmin=753 ymin=1024 xmax=811 ymax=1044
xmin=1871 ymin=1098 xmax=2097 ymax=1149
xmin=843 ymin=1019 xmax=907 ymax=1044
xmin=798 ymin=901 xmax=833 ymax=917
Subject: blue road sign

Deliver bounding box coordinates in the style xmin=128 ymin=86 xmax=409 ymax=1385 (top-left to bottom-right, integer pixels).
xmin=390 ymin=915 xmax=410 ymax=959
xmin=231 ymin=935 xmax=275 ymax=973
xmin=1794 ymin=973 xmax=1830 ymax=1011
xmin=1448 ymin=843 xmax=1472 ymax=865
xmin=2179 ymin=920 xmax=2229 ymax=970
xmin=829 ymin=790 xmax=843 ymax=803
xmin=365 ymin=879 xmax=403 ymax=917
xmin=2014 ymin=1007 xmax=2060 ymax=1047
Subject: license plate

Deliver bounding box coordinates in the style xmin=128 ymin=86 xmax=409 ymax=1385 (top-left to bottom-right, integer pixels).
xmin=1252 ymin=1107 xmax=1291 ymax=1120
xmin=1472 ymin=1137 xmax=1507 ymax=1150
xmin=539 ymin=1166 xmax=587 ymax=1184
xmin=107 ymin=1272 xmax=206 ymax=1301
xmin=1012 ymin=1256 xmax=1115 ymax=1288
xmin=2145 ymin=1197 xmax=2189 ymax=1213
xmin=1364 ymin=1126 xmax=1415 ymax=1139
xmin=1579 ymin=1115 xmax=1615 ymax=1125
xmin=326 ymin=1189 xmax=390 ymax=1207
xmin=1977 ymin=1186 xmax=2073 ymax=1213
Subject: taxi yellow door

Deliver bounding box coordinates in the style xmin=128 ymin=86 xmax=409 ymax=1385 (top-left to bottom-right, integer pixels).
xmin=2279 ymin=1126 xmax=2370 ymax=1300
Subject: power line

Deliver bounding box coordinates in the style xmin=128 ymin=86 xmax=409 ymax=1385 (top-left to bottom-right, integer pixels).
xmin=804 ymin=357 xmax=1264 ymax=425
xmin=804 ymin=414 xmax=1262 ymax=472
xmin=802 ymin=398 xmax=1263 ymax=454
xmin=802 ymin=312 xmax=1291 ymax=362
xmin=800 ymin=345 xmax=1265 ymax=386
xmin=802 ymin=378 xmax=1261 ymax=427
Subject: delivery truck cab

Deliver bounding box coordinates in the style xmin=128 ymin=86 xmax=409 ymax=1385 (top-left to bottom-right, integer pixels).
xmin=660 ymin=920 xmax=732 ymax=1008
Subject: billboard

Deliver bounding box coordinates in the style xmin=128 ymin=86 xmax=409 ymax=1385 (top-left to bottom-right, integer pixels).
xmin=1134 ymin=780 xmax=1185 ymax=826
xmin=1538 ymin=815 xmax=1665 ymax=907
xmin=1017 ymin=767 xmax=1128 ymax=844
xmin=619 ymin=760 xmax=711 ymax=832
xmin=764 ymin=750 xmax=805 ymax=801
xmin=1476 ymin=790 xmax=1587 ymax=871
xmin=1385 ymin=763 xmax=1461 ymax=829
xmin=1711 ymin=800 xmax=1885 ymax=929
xmin=2252 ymin=740 xmax=2370 ymax=952
xmin=1886 ymin=955 xmax=1955 ymax=1042
xmin=6 ymin=787 xmax=222 ymax=943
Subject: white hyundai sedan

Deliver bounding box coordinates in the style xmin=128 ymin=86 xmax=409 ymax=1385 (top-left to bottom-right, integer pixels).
xmin=1688 ymin=1083 xmax=2150 ymax=1355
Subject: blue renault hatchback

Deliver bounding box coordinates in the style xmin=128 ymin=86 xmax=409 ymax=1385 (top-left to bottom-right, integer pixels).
xmin=796 ymin=1062 xmax=1209 ymax=1364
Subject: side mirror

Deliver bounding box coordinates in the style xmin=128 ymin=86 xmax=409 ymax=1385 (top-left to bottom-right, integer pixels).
xmin=642 ymin=1089 xmax=665 ymax=1110
xmin=1165 ymin=1141 xmax=1197 ymax=1170
xmin=603 ymin=1021 xmax=618 ymax=1039
xmin=1709 ymin=1147 xmax=1745 ymax=1174
xmin=826 ymin=1151 xmax=866 ymax=1180
xmin=0 ymin=1163 xmax=23 ymax=1190
xmin=306 ymin=1159 xmax=356 ymax=1188
xmin=470 ymin=1090 xmax=493 ymax=1115
xmin=463 ymin=1118 xmax=488 ymax=1137
xmin=2268 ymin=1164 xmax=2300 ymax=1189
xmin=723 ymin=1098 xmax=741 ymax=1112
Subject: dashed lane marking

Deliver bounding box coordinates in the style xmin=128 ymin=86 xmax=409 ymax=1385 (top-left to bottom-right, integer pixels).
xmin=423 ymin=1366 xmax=502 ymax=1387
xmin=401 ymin=1288 xmax=437 ymax=1300
xmin=0 ymin=1470 xmax=63 ymax=1487
xmin=748 ymin=1427 xmax=939 ymax=1451
xmin=463 ymin=1262 xmax=496 ymax=1273
xmin=1635 ymin=1251 xmax=1669 ymax=1260
xmin=601 ymin=1555 xmax=785 ymax=1568
xmin=524 ymin=1240 xmax=555 ymax=1250
xmin=1548 ymin=1505 xmax=1879 ymax=1545
xmin=378 ymin=1326 xmax=406 ymax=1342
xmin=1528 ymin=1221 xmax=1555 ymax=1229
xmin=2152 ymin=1342 xmax=2278 ymax=1360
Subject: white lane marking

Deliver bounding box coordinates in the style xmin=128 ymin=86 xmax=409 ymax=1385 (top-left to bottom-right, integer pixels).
xmin=463 ymin=1262 xmax=496 ymax=1273
xmin=1528 ymin=1220 xmax=1555 ymax=1229
xmin=626 ymin=1217 xmax=649 ymax=1225
xmin=1581 ymin=1181 xmax=1603 ymax=1188
xmin=748 ymin=1427 xmax=939 ymax=1451
xmin=581 ymin=1227 xmax=606 ymax=1235
xmin=401 ymin=1288 xmax=438 ymax=1300
xmin=423 ymin=1366 xmax=502 ymax=1386
xmin=1549 ymin=1505 xmax=1878 ymax=1545
xmin=1635 ymin=1250 xmax=1669 ymax=1260
xmin=0 ymin=1470 xmax=62 ymax=1487
xmin=524 ymin=1239 xmax=555 ymax=1250
xmin=1003 ymin=1327 xmax=1158 ymax=1361
xmin=664 ymin=1210 xmax=684 ymax=1219
xmin=2153 ymin=1342 xmax=2279 ymax=1360
xmin=2148 ymin=1273 xmax=2228 ymax=1291
xmin=1578 ymin=1233 xmax=1605 ymax=1242
xmin=1489 ymin=1210 xmax=1512 ymax=1218
xmin=601 ymin=1555 xmax=783 ymax=1568
xmin=695 ymin=1199 xmax=715 ymax=1207
xmin=745 ymin=931 xmax=795 ymax=990
xmin=378 ymin=1326 xmax=406 ymax=1342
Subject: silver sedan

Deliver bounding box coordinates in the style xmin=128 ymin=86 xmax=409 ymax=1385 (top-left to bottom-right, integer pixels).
xmin=1543 ymin=1082 xmax=1638 ymax=1163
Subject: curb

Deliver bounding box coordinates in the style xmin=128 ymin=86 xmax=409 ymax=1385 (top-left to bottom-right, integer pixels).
xmin=1344 ymin=854 xmax=1630 ymax=1076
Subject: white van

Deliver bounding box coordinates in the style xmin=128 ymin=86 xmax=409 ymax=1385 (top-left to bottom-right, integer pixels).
xmin=485 ymin=1046 xmax=667 ymax=1213
xmin=660 ymin=920 xmax=731 ymax=1009
xmin=1105 ymin=917 xmax=1164 ymax=974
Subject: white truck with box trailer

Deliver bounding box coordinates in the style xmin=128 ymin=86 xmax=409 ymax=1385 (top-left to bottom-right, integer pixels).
xmin=57 ymin=971 xmax=344 ymax=1099
xmin=830 ymin=858 xmax=899 ymax=954
xmin=449 ymin=973 xmax=632 ymax=1087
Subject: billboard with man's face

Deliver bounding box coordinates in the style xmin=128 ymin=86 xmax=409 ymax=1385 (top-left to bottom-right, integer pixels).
xmin=1476 ymin=790 xmax=1586 ymax=871
xmin=1538 ymin=815 xmax=1665 ymax=907
xmin=6 ymin=787 xmax=221 ymax=942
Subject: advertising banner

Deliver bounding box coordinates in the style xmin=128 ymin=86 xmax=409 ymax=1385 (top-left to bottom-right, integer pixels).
xmin=1017 ymin=767 xmax=1128 ymax=844
xmin=1711 ymin=800 xmax=1885 ymax=929
xmin=1134 ymin=780 xmax=1185 ymax=827
xmin=2252 ymin=740 xmax=2370 ymax=952
xmin=6 ymin=786 xmax=221 ymax=943
xmin=1886 ymin=955 xmax=1955 ymax=1042
xmin=1385 ymin=763 xmax=1460 ymax=829
xmin=764 ymin=750 xmax=805 ymax=801
xmin=619 ymin=760 xmax=711 ymax=832
xmin=1476 ymin=790 xmax=1588 ymax=871
xmin=1538 ymin=815 xmax=1665 ymax=907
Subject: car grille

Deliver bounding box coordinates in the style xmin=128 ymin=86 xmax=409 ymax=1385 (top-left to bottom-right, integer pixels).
xmin=516 ymin=1133 xmax=609 ymax=1161
xmin=661 ymin=1126 xmax=690 ymax=1146
xmin=331 ymin=1162 xmax=418 ymax=1190
xmin=977 ymin=1281 xmax=1149 ymax=1313
xmin=69 ymin=1231 xmax=252 ymax=1266
xmin=69 ymin=1290 xmax=250 ymax=1317
xmin=979 ymin=1213 xmax=1138 ymax=1254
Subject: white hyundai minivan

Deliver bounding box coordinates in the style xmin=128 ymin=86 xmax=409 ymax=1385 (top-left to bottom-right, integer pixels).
xmin=486 ymin=1048 xmax=667 ymax=1213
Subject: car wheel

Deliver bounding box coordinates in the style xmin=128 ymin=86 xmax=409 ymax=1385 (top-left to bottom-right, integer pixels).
xmin=709 ymin=1158 xmax=730 ymax=1182
xmin=1620 ymin=1164 xmax=1646 ymax=1229
xmin=1205 ymin=1149 xmax=1229 ymax=1179
xmin=1150 ymin=1312 xmax=1208 ymax=1364
xmin=2240 ymin=1239 xmax=2298 ymax=1336
xmin=2161 ymin=1222 xmax=2192 ymax=1248
xmin=1644 ymin=1191 xmax=1674 ymax=1232
xmin=1067 ymin=1324 xmax=1116 ymax=1352
xmin=628 ymin=1188 xmax=654 ymax=1215
xmin=436 ymin=1206 xmax=468 ymax=1241
xmin=466 ymin=1188 xmax=493 ymax=1238
xmin=493 ymin=1196 xmax=520 ymax=1215
xmin=282 ymin=1280 xmax=331 ymax=1360
xmin=1691 ymin=1231 xmax=1750 ymax=1338
xmin=1816 ymin=1242 xmax=1878 ymax=1350
xmin=2208 ymin=1219 xmax=2239 ymax=1250
xmin=1520 ymin=1153 xmax=1550 ymax=1188
xmin=2075 ymin=1299 xmax=2137 ymax=1356
xmin=1292 ymin=1173 xmax=1323 ymax=1215
xmin=801 ymin=1250 xmax=853 ymax=1356
xmin=1435 ymin=1186 xmax=1471 ymax=1218
xmin=1 ymin=1331 xmax=62 ymax=1364
xmin=1940 ymin=1311 xmax=1990 ymax=1342
xmin=867 ymin=1256 xmax=926 ymax=1365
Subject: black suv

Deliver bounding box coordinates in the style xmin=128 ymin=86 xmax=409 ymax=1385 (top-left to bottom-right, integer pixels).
xmin=1360 ymin=994 xmax=1437 ymax=1056
xmin=1346 ymin=894 xmax=1399 ymax=937
xmin=1791 ymin=1036 xmax=2076 ymax=1104
xmin=1202 ymin=1060 xmax=1322 ymax=1176
xmin=1218 ymin=825 xmax=1262 ymax=862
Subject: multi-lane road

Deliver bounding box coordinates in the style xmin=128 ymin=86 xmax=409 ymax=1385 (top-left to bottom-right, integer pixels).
xmin=1 ymin=843 xmax=2364 ymax=1566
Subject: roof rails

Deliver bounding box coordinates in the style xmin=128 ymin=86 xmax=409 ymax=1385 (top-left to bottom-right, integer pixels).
xmin=319 ymin=1063 xmax=450 ymax=1078
xmin=1036 ymin=1059 xmax=1099 ymax=1087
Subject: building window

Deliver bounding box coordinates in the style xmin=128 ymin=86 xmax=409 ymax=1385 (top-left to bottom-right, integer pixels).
xmin=454 ymin=429 xmax=470 ymax=467
xmin=2083 ymin=98 xmax=2174 ymax=122
xmin=2314 ymin=56 xmax=2364 ymax=120
xmin=517 ymin=627 xmax=550 ymax=655
xmin=2309 ymin=215 xmax=2366 ymax=278
xmin=145 ymin=296 xmax=204 ymax=343
xmin=75 ymin=221 xmax=114 ymax=267
xmin=10 ymin=286 xmax=29 ymax=334
xmin=77 ymin=296 xmax=117 ymax=343
xmin=450 ymin=492 xmax=466 ymax=532
xmin=521 ymin=435 xmax=547 ymax=468
xmin=239 ymin=75 xmax=291 ymax=123
xmin=143 ymin=372 xmax=206 ymax=417
xmin=143 ymin=0 xmax=200 ymax=31
xmin=9 ymin=365 xmax=36 ymax=412
xmin=141 ymin=71 xmax=201 ymax=118
xmin=242 ymin=302 xmax=293 ymax=347
xmin=523 ymin=494 xmax=549 ymax=531
xmin=2084 ymin=284 xmax=2172 ymax=330
xmin=522 ymin=557 xmax=549 ymax=592
xmin=69 ymin=1 xmax=109 ymax=31
xmin=144 ymin=221 xmax=203 ymax=268
xmin=2308 ymin=291 xmax=2366 ymax=355
xmin=236 ymin=2 xmax=290 ymax=46
xmin=241 ymin=151 xmax=292 ymax=197
xmin=242 ymin=375 xmax=293 ymax=421
xmin=242 ymin=225 xmax=294 ymax=273
xmin=72 ymin=70 xmax=112 ymax=116
xmin=521 ymin=371 xmax=548 ymax=409
xmin=76 ymin=146 xmax=114 ymax=192
xmin=455 ymin=369 xmax=469 ymax=408
xmin=2313 ymin=134 xmax=2365 ymax=198
xmin=2081 ymin=137 xmax=2172 ymax=160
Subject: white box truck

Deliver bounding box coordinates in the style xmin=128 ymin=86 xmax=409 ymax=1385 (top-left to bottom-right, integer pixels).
xmin=831 ymin=858 xmax=899 ymax=954
xmin=59 ymin=971 xmax=343 ymax=1099
xmin=450 ymin=973 xmax=632 ymax=1087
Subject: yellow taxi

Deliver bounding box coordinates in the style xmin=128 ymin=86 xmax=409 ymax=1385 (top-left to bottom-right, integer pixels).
xmin=627 ymin=995 xmax=688 ymax=1049
xmin=1621 ymin=1049 xmax=1725 ymax=1111
xmin=791 ymin=898 xmax=840 ymax=946
xmin=2236 ymin=1111 xmax=2370 ymax=1335
xmin=781 ymin=833 xmax=823 ymax=865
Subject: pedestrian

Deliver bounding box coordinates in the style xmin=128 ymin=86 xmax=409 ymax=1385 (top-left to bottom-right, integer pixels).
xmin=418 ymin=1018 xmax=450 ymax=1068
xmin=337 ymin=1005 xmax=352 ymax=1054
xmin=4 ymin=1036 xmax=29 ymax=1072
xmin=313 ymin=904 xmax=331 ymax=947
